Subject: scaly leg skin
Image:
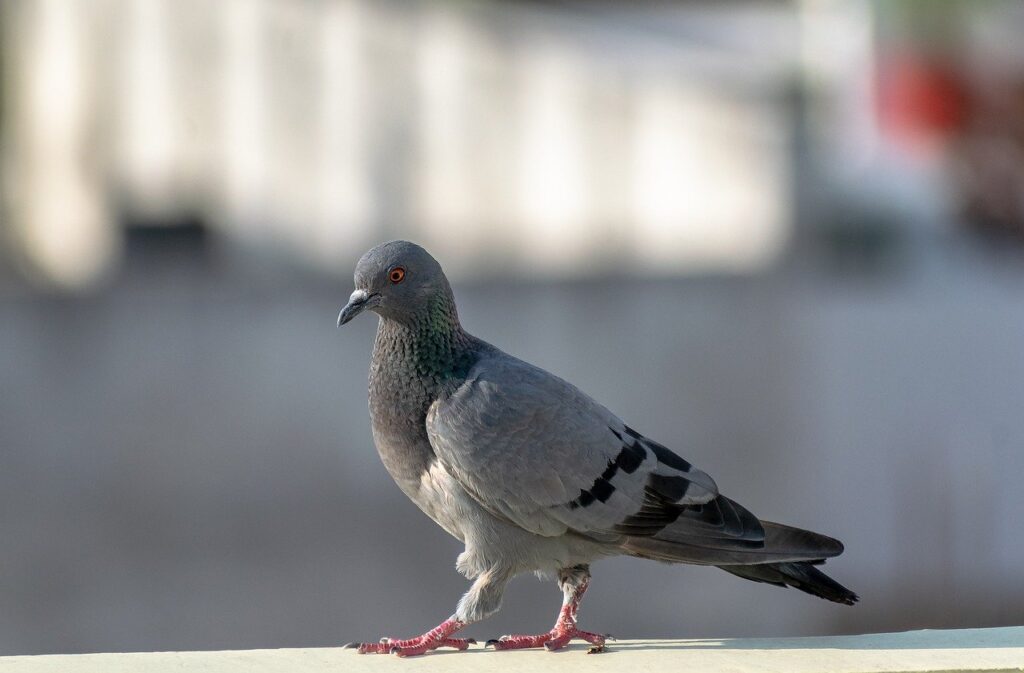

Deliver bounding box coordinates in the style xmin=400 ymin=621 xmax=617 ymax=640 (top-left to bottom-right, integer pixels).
xmin=487 ymin=565 xmax=611 ymax=654
xmin=344 ymin=566 xmax=512 ymax=656
xmin=343 ymin=618 xmax=474 ymax=657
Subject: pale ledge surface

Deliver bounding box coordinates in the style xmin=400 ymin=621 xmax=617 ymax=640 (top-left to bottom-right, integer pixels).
xmin=3 ymin=627 xmax=1022 ymax=673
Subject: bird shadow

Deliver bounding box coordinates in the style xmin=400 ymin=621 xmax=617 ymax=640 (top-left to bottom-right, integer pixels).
xmin=603 ymin=629 xmax=1024 ymax=652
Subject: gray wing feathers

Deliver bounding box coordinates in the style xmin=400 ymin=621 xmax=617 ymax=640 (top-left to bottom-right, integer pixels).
xmin=624 ymin=519 xmax=845 ymax=565
xmin=427 ymin=352 xmax=845 ymax=566
xmin=426 ymin=354 xmax=718 ymax=539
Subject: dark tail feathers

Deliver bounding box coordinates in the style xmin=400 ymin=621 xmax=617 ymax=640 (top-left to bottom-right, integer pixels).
xmin=719 ymin=561 xmax=859 ymax=606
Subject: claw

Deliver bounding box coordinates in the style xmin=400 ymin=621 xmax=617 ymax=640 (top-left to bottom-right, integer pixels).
xmin=341 ymin=642 xmax=359 ymax=650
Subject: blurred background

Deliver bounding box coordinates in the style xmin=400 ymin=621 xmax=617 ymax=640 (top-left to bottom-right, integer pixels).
xmin=2 ymin=0 xmax=1024 ymax=656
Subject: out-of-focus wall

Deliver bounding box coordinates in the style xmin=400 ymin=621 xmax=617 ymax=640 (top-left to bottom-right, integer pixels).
xmin=2 ymin=255 xmax=1024 ymax=655
xmin=1 ymin=0 xmax=796 ymax=287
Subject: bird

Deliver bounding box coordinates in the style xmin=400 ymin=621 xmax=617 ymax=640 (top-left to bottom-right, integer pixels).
xmin=337 ymin=240 xmax=857 ymax=656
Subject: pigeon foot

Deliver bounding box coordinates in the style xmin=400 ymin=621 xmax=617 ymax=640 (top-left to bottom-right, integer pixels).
xmin=343 ymin=619 xmax=473 ymax=656
xmin=486 ymin=567 xmax=609 ymax=653
xmin=486 ymin=627 xmax=609 ymax=653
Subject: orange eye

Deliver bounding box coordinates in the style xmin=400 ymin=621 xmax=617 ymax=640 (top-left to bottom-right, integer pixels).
xmin=389 ymin=267 xmax=406 ymax=284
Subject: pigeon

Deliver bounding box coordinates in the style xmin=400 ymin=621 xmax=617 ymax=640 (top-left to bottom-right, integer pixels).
xmin=337 ymin=240 xmax=857 ymax=656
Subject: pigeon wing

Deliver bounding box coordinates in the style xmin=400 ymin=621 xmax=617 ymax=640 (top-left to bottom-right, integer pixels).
xmin=426 ymin=352 xmax=720 ymax=539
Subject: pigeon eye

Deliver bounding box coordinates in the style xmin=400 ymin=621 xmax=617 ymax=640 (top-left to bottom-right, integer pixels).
xmin=389 ymin=267 xmax=406 ymax=284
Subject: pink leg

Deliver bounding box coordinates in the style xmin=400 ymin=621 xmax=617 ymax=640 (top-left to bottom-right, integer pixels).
xmin=343 ymin=618 xmax=474 ymax=657
xmin=487 ymin=565 xmax=610 ymax=654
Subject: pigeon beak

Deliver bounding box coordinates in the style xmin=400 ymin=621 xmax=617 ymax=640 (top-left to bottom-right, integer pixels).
xmin=337 ymin=289 xmax=379 ymax=327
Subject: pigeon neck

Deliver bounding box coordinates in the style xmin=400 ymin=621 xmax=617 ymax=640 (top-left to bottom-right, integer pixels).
xmin=374 ymin=293 xmax=474 ymax=382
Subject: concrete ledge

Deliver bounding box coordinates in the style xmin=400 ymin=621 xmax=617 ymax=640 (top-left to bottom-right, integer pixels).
xmin=2 ymin=627 xmax=1022 ymax=673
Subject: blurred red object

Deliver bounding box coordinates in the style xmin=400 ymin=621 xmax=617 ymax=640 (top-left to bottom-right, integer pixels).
xmin=877 ymin=52 xmax=969 ymax=152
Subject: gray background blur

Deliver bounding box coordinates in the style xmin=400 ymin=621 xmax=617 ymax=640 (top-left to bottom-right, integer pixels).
xmin=3 ymin=0 xmax=1024 ymax=656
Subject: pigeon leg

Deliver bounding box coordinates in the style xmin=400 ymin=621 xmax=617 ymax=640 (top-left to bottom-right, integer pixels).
xmin=343 ymin=568 xmax=511 ymax=656
xmin=487 ymin=564 xmax=609 ymax=654
xmin=343 ymin=618 xmax=475 ymax=656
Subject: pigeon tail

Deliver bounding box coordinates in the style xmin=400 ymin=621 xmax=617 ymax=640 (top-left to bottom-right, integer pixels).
xmin=622 ymin=514 xmax=857 ymax=606
xmin=718 ymin=561 xmax=859 ymax=606
xmin=621 ymin=504 xmax=847 ymax=565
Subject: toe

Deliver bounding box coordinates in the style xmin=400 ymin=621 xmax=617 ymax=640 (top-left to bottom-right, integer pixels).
xmin=350 ymin=642 xmax=386 ymax=654
xmin=391 ymin=645 xmax=429 ymax=657
xmin=543 ymin=636 xmax=571 ymax=651
xmin=577 ymin=630 xmax=607 ymax=646
xmin=342 ymin=640 xmax=395 ymax=654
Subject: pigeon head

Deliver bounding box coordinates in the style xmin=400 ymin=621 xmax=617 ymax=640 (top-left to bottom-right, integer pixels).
xmin=337 ymin=240 xmax=456 ymax=328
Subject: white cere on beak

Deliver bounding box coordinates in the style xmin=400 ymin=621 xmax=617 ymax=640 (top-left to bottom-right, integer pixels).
xmin=349 ymin=289 xmax=369 ymax=303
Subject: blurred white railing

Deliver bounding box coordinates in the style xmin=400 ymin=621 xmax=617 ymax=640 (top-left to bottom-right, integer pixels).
xmin=2 ymin=0 xmax=823 ymax=286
